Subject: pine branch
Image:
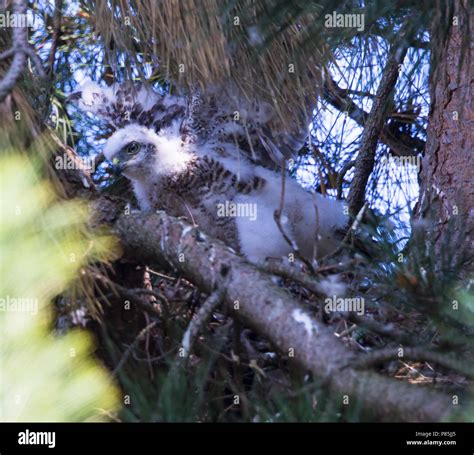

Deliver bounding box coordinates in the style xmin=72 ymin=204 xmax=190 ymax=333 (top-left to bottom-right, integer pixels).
xmin=0 ymin=0 xmax=46 ymax=102
xmin=113 ymin=210 xmax=467 ymax=422
xmin=347 ymin=27 xmax=411 ymax=217
xmin=323 ymin=77 xmax=425 ymax=159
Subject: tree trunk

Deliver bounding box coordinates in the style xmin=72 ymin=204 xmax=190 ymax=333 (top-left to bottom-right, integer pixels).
xmin=416 ymin=0 xmax=473 ymax=262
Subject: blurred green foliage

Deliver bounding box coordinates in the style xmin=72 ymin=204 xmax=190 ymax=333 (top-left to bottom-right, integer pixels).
xmin=0 ymin=154 xmax=120 ymax=421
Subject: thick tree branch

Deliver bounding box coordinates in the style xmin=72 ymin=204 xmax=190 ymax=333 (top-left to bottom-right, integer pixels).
xmin=113 ymin=210 xmax=466 ymax=422
xmin=347 ymin=30 xmax=410 ymax=217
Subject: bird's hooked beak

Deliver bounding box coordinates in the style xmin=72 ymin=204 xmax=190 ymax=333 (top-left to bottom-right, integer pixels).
xmin=110 ymin=158 xmax=126 ymax=176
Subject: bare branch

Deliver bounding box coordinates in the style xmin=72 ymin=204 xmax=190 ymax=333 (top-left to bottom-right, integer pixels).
xmin=47 ymin=0 xmax=64 ymax=74
xmin=319 ymin=203 xmax=367 ymax=262
xmin=352 ymin=346 xmax=474 ymax=379
xmin=273 ymin=161 xmax=315 ymax=273
xmin=22 ymin=46 xmax=46 ymax=78
xmin=0 ymin=0 xmax=46 ymax=102
xmin=112 ymin=321 xmax=158 ymax=376
xmin=345 ymin=313 xmax=415 ymax=345
xmin=336 ymin=159 xmax=355 ymax=200
xmin=0 ymin=0 xmax=28 ymax=102
xmin=323 ymin=78 xmax=425 ymax=159
xmin=347 ymin=28 xmax=410 ymax=217
xmin=180 ymin=288 xmax=225 ymax=359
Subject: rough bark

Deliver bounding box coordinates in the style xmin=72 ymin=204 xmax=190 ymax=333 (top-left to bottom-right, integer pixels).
xmin=347 ymin=31 xmax=410 ymax=217
xmin=417 ymin=0 xmax=473 ymax=259
xmin=113 ymin=210 xmax=466 ymax=422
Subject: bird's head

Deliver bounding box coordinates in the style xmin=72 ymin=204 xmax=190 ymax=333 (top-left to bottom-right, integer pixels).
xmin=103 ymin=124 xmax=191 ymax=180
xmin=68 ymin=80 xmax=191 ymax=181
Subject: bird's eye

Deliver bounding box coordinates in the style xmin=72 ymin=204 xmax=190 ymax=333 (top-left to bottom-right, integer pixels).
xmin=126 ymin=141 xmax=141 ymax=155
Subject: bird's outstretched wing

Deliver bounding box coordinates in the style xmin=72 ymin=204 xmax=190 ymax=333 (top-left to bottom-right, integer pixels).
xmin=69 ymin=81 xmax=308 ymax=169
xmin=68 ymin=81 xmax=186 ymax=132
xmin=180 ymin=86 xmax=308 ymax=170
